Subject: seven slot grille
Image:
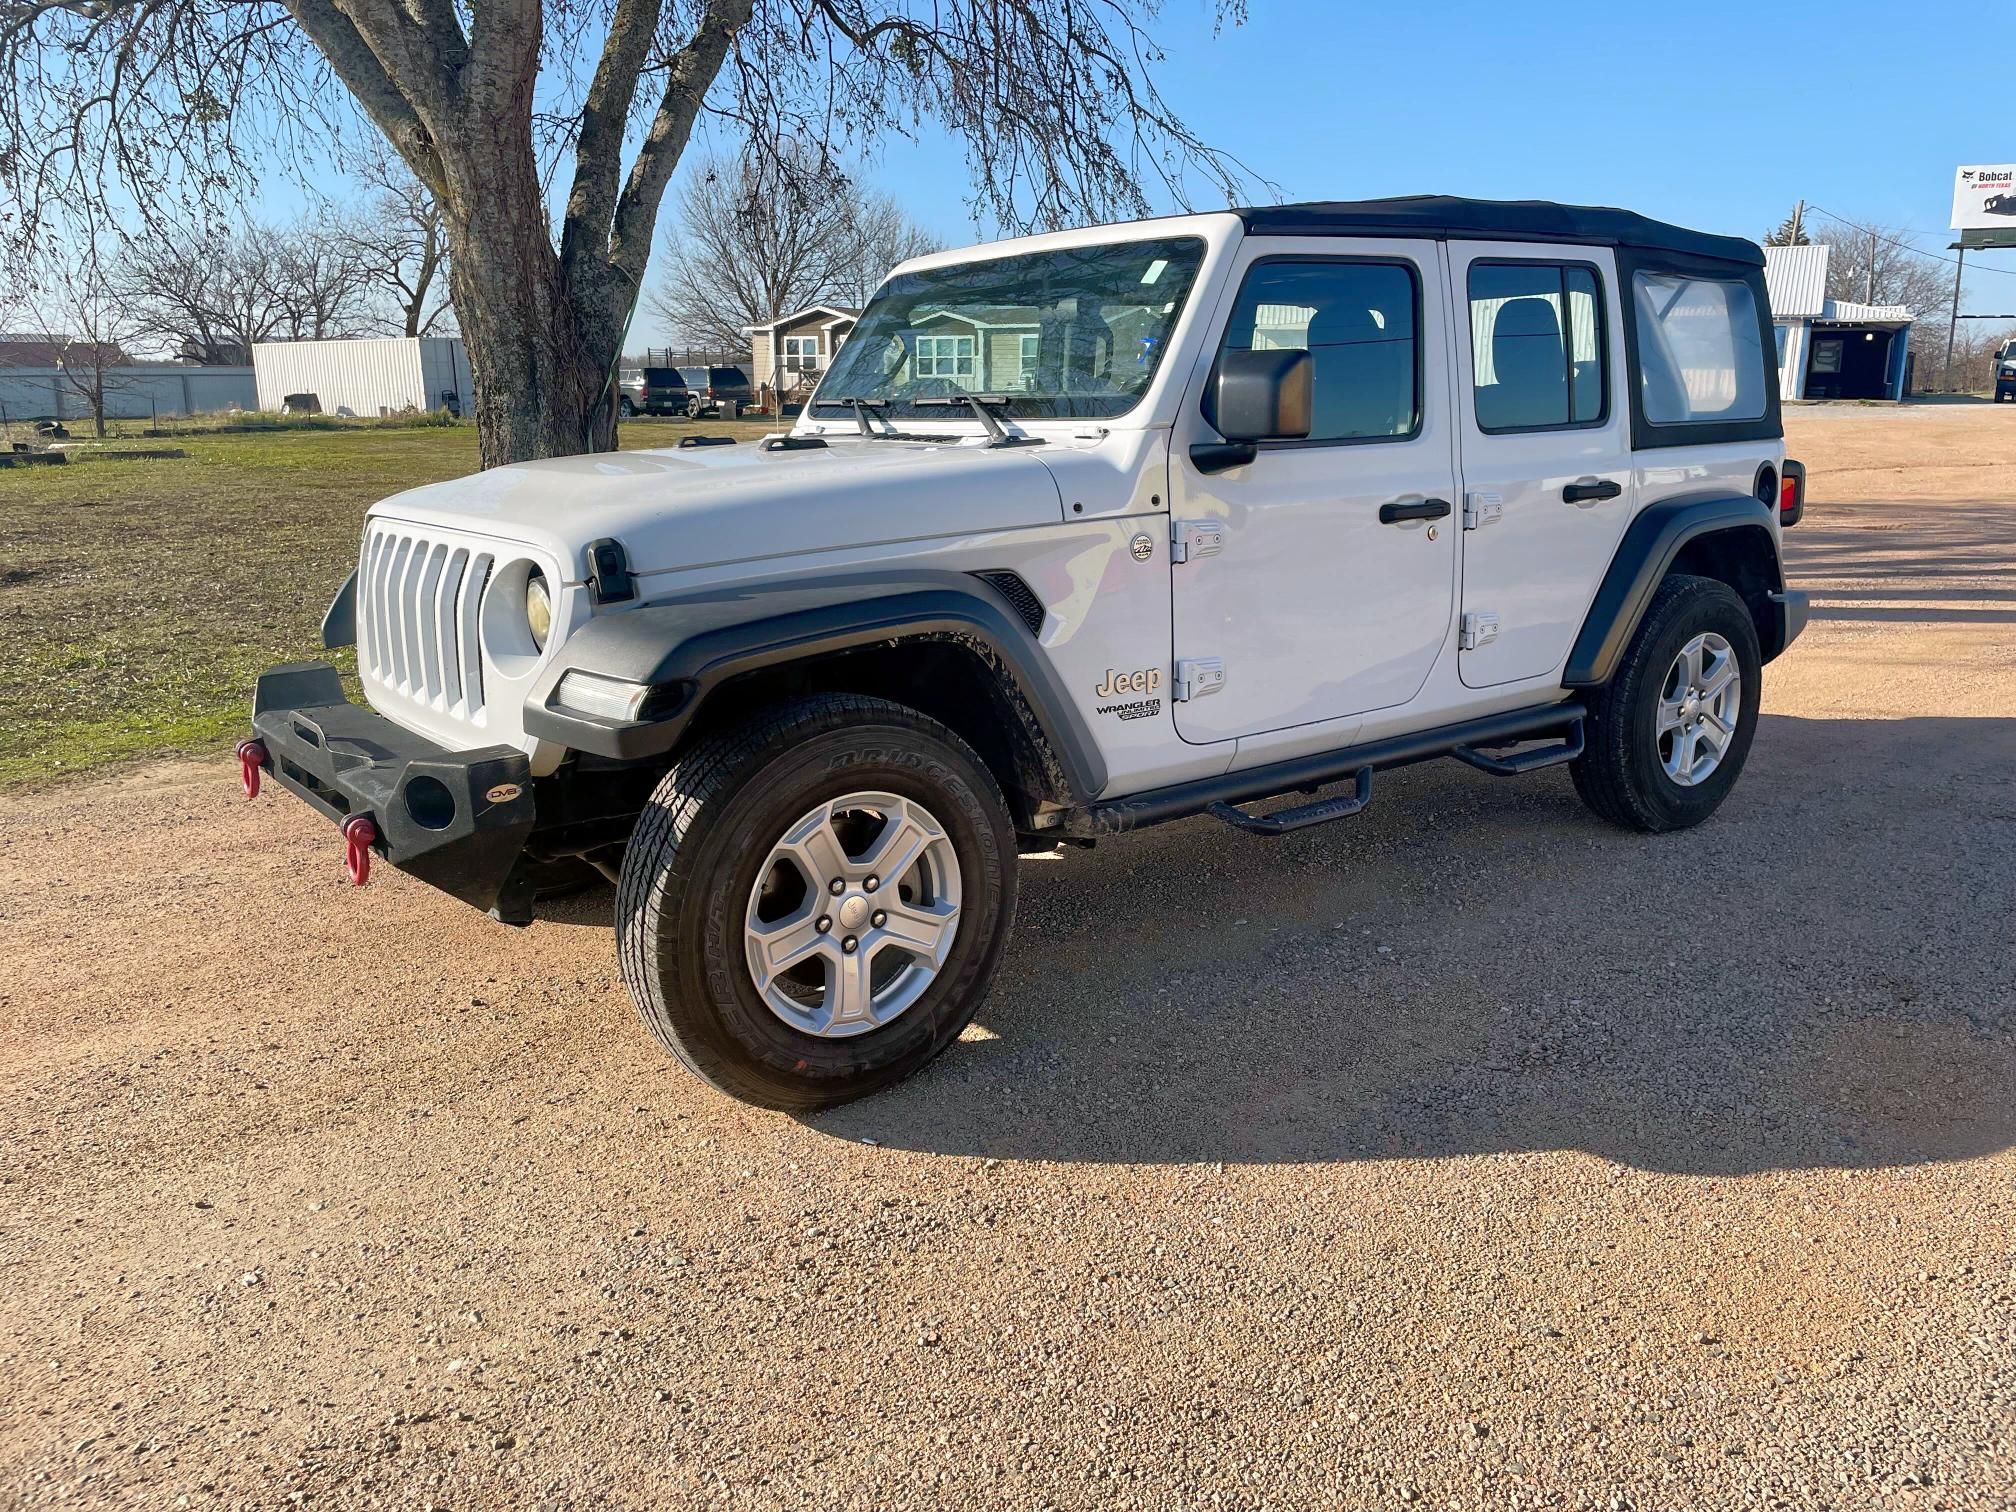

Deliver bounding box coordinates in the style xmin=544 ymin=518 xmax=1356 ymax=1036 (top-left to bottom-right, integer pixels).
xmin=358 ymin=525 xmax=493 ymax=719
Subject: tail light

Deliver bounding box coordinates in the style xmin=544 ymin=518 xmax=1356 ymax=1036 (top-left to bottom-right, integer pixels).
xmin=1779 ymin=459 xmax=1805 ymax=527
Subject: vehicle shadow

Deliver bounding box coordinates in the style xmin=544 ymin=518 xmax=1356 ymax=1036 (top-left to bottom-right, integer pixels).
xmin=811 ymin=712 xmax=2016 ymax=1176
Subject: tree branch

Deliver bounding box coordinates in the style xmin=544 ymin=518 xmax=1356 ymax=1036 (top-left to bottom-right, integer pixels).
xmin=606 ymin=0 xmax=751 ymax=280
xmin=280 ymin=0 xmax=444 ymax=189
xmin=558 ymin=0 xmax=662 ymax=276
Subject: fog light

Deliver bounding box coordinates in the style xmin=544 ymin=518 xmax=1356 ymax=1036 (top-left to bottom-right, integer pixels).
xmin=554 ymin=671 xmax=655 ymax=721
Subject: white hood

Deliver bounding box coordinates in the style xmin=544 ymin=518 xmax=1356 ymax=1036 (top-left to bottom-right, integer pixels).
xmin=367 ymin=436 xmax=1068 ymax=582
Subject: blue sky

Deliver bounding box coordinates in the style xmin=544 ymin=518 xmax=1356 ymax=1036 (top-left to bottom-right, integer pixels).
xmin=247 ymin=0 xmax=2016 ymax=343
xmin=700 ymin=0 xmax=2016 ymax=341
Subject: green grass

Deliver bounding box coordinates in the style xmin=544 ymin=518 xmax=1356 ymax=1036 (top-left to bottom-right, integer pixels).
xmin=0 ymin=417 xmax=779 ymax=791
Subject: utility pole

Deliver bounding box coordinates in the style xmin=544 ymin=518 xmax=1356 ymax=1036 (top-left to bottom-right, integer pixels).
xmin=1791 ymin=199 xmax=1805 ymax=244
xmin=1866 ymin=230 xmax=1877 ymax=304
xmin=1945 ymin=247 xmax=1966 ymax=392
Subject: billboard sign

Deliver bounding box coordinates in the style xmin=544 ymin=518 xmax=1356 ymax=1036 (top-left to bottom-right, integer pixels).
xmin=1952 ymin=165 xmax=2016 ymax=228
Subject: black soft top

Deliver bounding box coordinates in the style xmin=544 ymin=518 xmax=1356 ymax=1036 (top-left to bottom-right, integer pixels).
xmin=1237 ymin=196 xmax=1763 ymax=267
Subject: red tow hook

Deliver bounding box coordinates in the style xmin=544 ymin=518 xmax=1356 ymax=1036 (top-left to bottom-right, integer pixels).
xmin=236 ymin=739 xmax=269 ymax=799
xmin=341 ymin=815 xmax=378 ymax=887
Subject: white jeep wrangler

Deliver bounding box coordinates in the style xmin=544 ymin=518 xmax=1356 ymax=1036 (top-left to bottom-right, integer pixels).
xmin=242 ymin=196 xmax=1808 ymax=1109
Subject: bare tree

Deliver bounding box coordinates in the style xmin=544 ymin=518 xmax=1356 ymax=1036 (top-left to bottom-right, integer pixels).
xmin=1928 ymin=323 xmax=2016 ymax=395
xmin=348 ymin=156 xmax=454 ymax=338
xmin=2 ymin=0 xmax=1254 ymax=467
xmin=20 ymin=237 xmax=145 ymax=436
xmin=1818 ymin=221 xmax=1950 ymax=315
xmin=647 ymin=149 xmax=934 ymax=350
xmin=270 ymin=213 xmax=374 ymax=340
xmin=117 ymin=227 xmax=245 ymax=363
xmin=831 ymin=190 xmax=943 ymax=310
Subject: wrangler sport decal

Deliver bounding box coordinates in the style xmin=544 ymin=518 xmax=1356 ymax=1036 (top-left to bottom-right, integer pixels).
xmin=1094 ymin=666 xmax=1163 ymax=720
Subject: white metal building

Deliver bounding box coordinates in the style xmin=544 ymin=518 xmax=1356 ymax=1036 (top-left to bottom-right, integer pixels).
xmin=253 ymin=337 xmax=472 ymax=416
xmin=1764 ymin=245 xmax=1913 ymax=401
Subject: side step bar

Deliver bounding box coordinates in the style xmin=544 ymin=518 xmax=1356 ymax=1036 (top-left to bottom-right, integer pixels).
xmin=1450 ymin=718 xmax=1584 ymax=776
xmin=1062 ymin=703 xmax=1585 ymax=839
xmin=1210 ymin=766 xmax=1373 ymax=835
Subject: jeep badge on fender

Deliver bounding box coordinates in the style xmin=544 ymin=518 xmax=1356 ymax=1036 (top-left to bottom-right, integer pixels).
xmin=239 ymin=196 xmax=1807 ymax=1110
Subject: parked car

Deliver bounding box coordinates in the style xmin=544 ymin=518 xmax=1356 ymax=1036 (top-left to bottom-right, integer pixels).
xmin=676 ymin=365 xmax=753 ymax=418
xmin=618 ymin=367 xmax=690 ymax=417
xmin=240 ymin=195 xmax=1808 ymax=1112
xmin=1993 ymin=339 xmax=2015 ymax=403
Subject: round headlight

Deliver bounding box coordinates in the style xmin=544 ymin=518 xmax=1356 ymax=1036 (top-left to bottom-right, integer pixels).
xmin=525 ymin=569 xmax=553 ymax=650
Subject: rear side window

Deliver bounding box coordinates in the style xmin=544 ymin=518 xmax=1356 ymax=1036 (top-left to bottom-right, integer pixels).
xmin=1215 ymin=259 xmax=1420 ymax=443
xmin=1468 ymin=262 xmax=1606 ymax=431
xmin=1632 ymin=273 xmax=1767 ymax=424
xmin=711 ymin=367 xmax=748 ymax=385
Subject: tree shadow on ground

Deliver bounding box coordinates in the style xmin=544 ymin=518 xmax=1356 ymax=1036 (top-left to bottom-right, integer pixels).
xmin=811 ymin=712 xmax=2016 ymax=1176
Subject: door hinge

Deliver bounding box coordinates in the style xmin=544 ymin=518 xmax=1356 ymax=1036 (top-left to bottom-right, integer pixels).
xmin=1459 ymin=611 xmax=1500 ymax=651
xmin=1463 ymin=491 xmax=1503 ymax=530
xmin=1173 ymin=657 xmax=1226 ymax=701
xmin=1170 ymin=518 xmax=1225 ymax=564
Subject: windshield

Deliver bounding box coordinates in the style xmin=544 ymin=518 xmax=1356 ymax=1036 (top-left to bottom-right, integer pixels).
xmin=811 ymin=236 xmax=1207 ymax=421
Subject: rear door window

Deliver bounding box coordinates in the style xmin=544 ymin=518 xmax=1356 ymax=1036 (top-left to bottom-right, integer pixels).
xmin=1468 ymin=262 xmax=1606 ymax=431
xmin=1631 ymin=273 xmax=1767 ymax=424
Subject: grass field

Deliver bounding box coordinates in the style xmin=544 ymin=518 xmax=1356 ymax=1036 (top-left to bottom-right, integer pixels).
xmin=0 ymin=417 xmax=776 ymax=790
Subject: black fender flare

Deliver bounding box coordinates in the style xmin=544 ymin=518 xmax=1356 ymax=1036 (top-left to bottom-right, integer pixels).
xmin=1563 ymin=494 xmax=1785 ymax=688
xmin=521 ymin=570 xmax=1107 ymax=799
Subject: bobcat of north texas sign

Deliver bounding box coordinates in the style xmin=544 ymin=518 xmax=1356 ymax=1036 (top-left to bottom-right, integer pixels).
xmin=1953 ymin=165 xmax=2016 ymax=229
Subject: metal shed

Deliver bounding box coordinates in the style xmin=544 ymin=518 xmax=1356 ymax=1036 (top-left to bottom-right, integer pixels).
xmin=1764 ymin=246 xmax=1913 ymax=401
xmin=252 ymin=337 xmax=472 ymax=417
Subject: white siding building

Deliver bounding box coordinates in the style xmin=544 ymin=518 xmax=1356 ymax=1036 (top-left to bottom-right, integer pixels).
xmin=253 ymin=337 xmax=472 ymax=416
xmin=1764 ymin=246 xmax=1913 ymax=401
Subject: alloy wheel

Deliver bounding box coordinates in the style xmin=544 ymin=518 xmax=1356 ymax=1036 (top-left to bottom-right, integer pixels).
xmin=743 ymin=793 xmax=963 ymax=1038
xmin=1657 ymin=631 xmax=1741 ymax=787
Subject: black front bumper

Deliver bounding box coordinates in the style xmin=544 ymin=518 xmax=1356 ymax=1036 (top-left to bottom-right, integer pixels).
xmin=249 ymin=662 xmax=540 ymax=923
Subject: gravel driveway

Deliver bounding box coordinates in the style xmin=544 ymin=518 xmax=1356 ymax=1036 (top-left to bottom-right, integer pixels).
xmin=4 ymin=413 xmax=2014 ymax=1509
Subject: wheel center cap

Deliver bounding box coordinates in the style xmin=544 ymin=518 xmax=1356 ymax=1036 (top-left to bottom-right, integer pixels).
xmin=837 ymin=895 xmax=871 ymax=932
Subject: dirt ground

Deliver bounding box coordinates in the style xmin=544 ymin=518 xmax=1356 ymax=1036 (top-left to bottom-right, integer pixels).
xmin=3 ymin=405 xmax=2014 ymax=1510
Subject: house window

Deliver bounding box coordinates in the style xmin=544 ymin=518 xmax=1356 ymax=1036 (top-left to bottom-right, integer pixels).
xmin=914 ymin=334 xmax=976 ymax=380
xmin=1014 ymin=333 xmax=1040 ymax=388
xmin=783 ymin=335 xmax=820 ymax=373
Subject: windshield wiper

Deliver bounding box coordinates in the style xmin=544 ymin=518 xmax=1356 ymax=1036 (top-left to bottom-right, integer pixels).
xmin=829 ymin=395 xmax=890 ymax=436
xmin=814 ymin=396 xmax=941 ymax=442
xmin=913 ymin=394 xmax=1046 ymax=448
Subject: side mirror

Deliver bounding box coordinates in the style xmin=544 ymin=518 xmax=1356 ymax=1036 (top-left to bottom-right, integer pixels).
xmin=1193 ymin=348 xmax=1311 ymax=474
xmin=1214 ymin=348 xmax=1312 ymax=441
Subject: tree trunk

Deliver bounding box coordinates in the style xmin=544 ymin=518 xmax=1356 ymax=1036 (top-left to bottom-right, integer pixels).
xmin=440 ymin=145 xmax=624 ymax=467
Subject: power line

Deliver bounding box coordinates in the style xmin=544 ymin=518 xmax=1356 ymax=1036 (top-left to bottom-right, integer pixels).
xmin=1803 ymin=204 xmax=2016 ymax=279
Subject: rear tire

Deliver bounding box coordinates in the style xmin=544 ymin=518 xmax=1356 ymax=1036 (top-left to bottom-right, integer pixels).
xmin=615 ymin=694 xmax=1017 ymax=1110
xmin=1571 ymin=573 xmax=1762 ymax=833
xmin=618 ymin=396 xmax=636 ymax=418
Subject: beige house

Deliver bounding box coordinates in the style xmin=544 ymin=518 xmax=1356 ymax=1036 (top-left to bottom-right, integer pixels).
xmin=746 ymin=304 xmax=857 ymax=403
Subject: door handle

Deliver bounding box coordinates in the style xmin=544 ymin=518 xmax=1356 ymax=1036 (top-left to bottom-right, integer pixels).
xmin=1378 ymin=497 xmax=1452 ymax=525
xmin=1562 ymin=479 xmax=1623 ymax=505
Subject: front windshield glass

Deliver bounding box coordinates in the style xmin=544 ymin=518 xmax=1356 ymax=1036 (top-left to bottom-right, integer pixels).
xmin=812 ymin=236 xmax=1207 ymax=421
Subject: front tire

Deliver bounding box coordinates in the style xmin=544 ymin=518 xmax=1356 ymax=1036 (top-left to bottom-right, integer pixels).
xmin=1571 ymin=573 xmax=1762 ymax=833
xmin=616 ymin=694 xmax=1017 ymax=1109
